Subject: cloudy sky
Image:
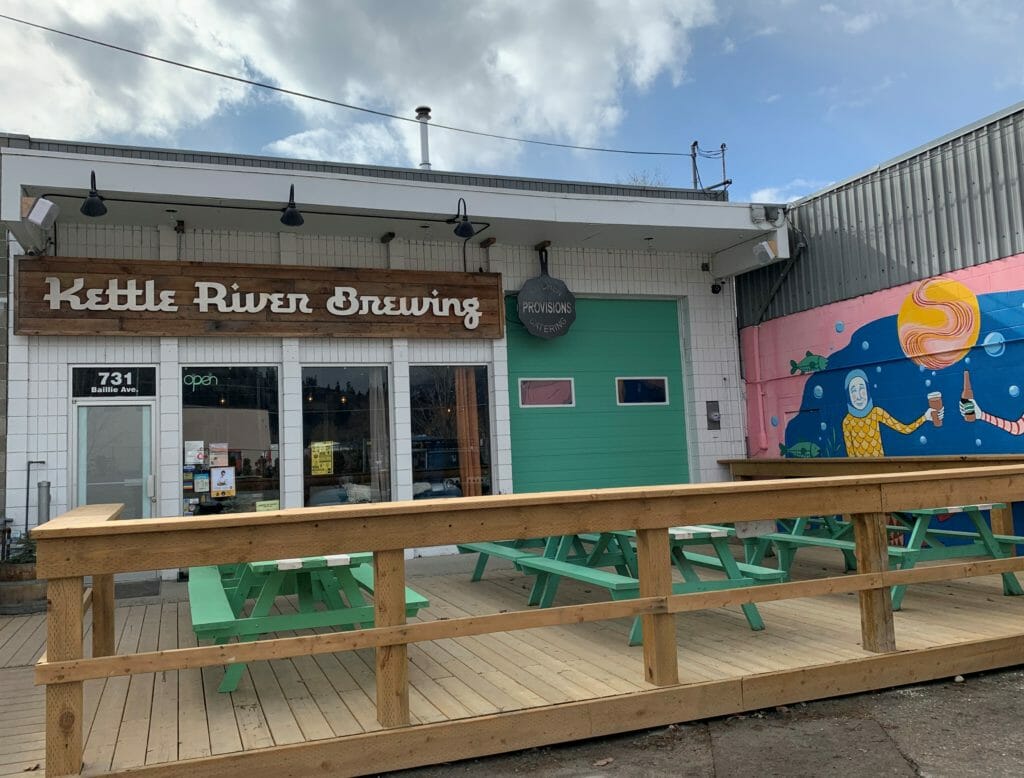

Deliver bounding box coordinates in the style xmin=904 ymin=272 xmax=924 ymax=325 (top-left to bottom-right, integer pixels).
xmin=0 ymin=0 xmax=1021 ymax=201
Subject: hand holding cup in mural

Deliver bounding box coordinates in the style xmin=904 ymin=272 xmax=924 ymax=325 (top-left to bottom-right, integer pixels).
xmin=927 ymin=392 xmax=943 ymax=427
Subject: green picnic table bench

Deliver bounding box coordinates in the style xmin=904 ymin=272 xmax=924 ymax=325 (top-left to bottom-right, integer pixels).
xmin=189 ymin=551 xmax=428 ymax=692
xmin=456 ymin=539 xmax=547 ymax=581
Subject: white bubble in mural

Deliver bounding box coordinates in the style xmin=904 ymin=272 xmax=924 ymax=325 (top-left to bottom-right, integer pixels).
xmin=925 ymin=379 xmax=932 ymax=387
xmin=966 ymin=356 xmax=971 ymax=364
xmin=931 ymin=371 xmax=936 ymax=376
xmin=919 ymin=436 xmax=928 ymax=445
xmin=835 ymin=321 xmax=845 ymax=333
xmin=983 ymin=331 xmax=1006 ymax=357
xmin=770 ymin=416 xmax=779 ymax=427
xmin=919 ymin=365 xmax=926 ymax=372
xmin=976 ymin=439 xmax=983 ymax=447
xmin=820 ymin=422 xmax=827 ymax=431
xmin=813 ymin=385 xmax=823 ymax=399
xmin=1010 ymin=386 xmax=1021 ymax=398
xmin=876 ymin=366 xmax=882 ymax=373
xmin=861 ymin=341 xmax=870 ymax=350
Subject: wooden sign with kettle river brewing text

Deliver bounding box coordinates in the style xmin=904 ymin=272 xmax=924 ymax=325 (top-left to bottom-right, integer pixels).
xmin=15 ymin=257 xmax=505 ymax=339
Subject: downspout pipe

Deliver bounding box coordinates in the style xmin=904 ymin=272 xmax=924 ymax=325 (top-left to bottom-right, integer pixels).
xmin=25 ymin=460 xmax=45 ymax=537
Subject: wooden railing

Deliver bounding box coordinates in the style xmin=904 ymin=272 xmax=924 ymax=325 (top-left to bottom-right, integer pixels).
xmin=719 ymin=456 xmax=1024 ymax=535
xmin=720 ymin=454 xmax=1024 ymax=478
xmin=31 ymin=465 xmax=1024 ymax=776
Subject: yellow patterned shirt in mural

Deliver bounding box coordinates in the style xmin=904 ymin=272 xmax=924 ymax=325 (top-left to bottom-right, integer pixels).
xmin=842 ymin=407 xmax=926 ymax=457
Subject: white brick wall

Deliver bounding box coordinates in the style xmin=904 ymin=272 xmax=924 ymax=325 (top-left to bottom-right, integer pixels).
xmin=8 ymin=226 xmax=745 ymax=528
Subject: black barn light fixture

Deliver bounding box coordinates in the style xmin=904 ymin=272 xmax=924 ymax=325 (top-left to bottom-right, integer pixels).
xmin=448 ymin=197 xmax=476 ymax=239
xmin=79 ymin=171 xmax=107 ymax=217
xmin=280 ymin=184 xmax=304 ymax=227
xmin=445 ymin=197 xmax=493 ymax=272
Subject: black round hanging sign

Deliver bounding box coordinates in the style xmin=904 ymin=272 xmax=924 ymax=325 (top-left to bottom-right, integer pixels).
xmin=516 ymin=247 xmax=576 ymax=339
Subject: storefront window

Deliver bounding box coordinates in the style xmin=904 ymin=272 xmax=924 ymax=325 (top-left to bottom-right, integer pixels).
xmin=181 ymin=367 xmax=280 ymax=514
xmin=302 ymin=367 xmax=391 ymax=506
xmin=410 ymin=365 xmax=491 ymax=499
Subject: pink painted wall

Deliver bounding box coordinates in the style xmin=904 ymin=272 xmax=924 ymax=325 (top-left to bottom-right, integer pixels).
xmin=741 ymin=251 xmax=1024 ymax=457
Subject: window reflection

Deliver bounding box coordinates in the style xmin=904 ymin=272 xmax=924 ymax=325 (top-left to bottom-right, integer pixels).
xmin=410 ymin=365 xmax=491 ymax=499
xmin=302 ymin=367 xmax=391 ymax=506
xmin=181 ymin=367 xmax=280 ymax=515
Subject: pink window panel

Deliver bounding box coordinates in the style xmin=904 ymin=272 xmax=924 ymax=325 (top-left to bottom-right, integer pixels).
xmin=520 ymin=379 xmax=574 ymax=407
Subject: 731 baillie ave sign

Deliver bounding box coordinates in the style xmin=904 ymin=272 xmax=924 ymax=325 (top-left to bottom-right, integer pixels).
xmin=16 ymin=257 xmax=504 ymax=339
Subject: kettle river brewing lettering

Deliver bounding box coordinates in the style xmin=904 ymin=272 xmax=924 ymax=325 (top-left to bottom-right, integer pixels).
xmin=42 ymin=277 xmax=481 ymax=330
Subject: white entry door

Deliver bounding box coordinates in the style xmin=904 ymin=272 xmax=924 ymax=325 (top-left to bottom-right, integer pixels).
xmin=76 ymin=404 xmax=155 ymax=518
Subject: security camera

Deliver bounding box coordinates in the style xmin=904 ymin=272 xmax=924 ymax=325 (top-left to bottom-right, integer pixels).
xmin=711 ymin=281 xmax=723 ymax=295
xmin=27 ymin=197 xmax=60 ymax=230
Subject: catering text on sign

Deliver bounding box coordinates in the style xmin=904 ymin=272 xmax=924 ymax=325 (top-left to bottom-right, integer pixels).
xmin=16 ymin=257 xmax=504 ymax=339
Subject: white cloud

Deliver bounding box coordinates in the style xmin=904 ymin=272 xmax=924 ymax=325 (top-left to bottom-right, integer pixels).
xmin=0 ymin=0 xmax=719 ymax=172
xmin=749 ymin=178 xmax=832 ymax=203
xmin=0 ymin=2 xmax=251 ymax=142
xmin=759 ymin=93 xmax=782 ymax=104
xmin=843 ymin=12 xmax=881 ymax=34
xmin=264 ymin=126 xmax=409 ymax=167
xmin=818 ymin=75 xmax=899 ymax=116
xmin=820 ymin=4 xmax=883 ymax=34
xmin=722 ymin=36 xmax=736 ymax=53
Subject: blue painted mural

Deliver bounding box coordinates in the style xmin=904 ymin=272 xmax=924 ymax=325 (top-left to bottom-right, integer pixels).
xmin=783 ymin=281 xmax=1024 ymax=459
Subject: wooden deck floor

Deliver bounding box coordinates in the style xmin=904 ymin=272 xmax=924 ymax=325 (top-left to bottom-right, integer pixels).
xmin=3 ymin=549 xmax=1024 ymax=776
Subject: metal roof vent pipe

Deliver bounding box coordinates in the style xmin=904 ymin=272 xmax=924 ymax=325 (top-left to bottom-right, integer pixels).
xmin=416 ymin=106 xmax=432 ymax=170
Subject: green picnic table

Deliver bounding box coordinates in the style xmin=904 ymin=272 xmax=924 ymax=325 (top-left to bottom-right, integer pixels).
xmin=188 ymin=552 xmax=429 ymax=692
xmin=512 ymin=527 xmax=784 ymax=645
xmin=740 ymin=503 xmax=1024 ymax=610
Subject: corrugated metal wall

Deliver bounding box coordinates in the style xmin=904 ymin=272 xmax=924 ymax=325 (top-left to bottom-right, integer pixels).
xmin=737 ymin=104 xmax=1024 ymax=327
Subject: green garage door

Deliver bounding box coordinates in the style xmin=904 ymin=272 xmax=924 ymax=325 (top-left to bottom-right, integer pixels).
xmin=507 ymin=297 xmax=688 ymax=493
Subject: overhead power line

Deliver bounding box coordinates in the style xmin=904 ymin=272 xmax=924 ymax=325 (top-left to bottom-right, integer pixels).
xmin=0 ymin=13 xmax=690 ymax=158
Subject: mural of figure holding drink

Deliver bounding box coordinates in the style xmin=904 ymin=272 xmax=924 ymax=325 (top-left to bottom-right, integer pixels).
xmin=959 ymin=369 xmax=1024 ymax=434
xmin=841 ymin=369 xmax=943 ymax=456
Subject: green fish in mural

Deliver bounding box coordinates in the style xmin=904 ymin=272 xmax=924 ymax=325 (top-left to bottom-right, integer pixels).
xmin=779 ymin=441 xmax=821 ymax=458
xmin=790 ymin=351 xmax=829 ymax=375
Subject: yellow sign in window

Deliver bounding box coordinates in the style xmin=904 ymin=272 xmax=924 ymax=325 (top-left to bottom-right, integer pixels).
xmin=311 ymin=441 xmax=334 ymax=476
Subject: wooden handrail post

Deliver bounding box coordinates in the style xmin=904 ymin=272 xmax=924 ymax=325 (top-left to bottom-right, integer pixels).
xmin=374 ymin=549 xmax=410 ymax=727
xmin=635 ymin=528 xmax=679 ymax=686
xmin=990 ymin=504 xmax=1014 ymax=537
xmin=46 ymin=576 xmax=84 ymax=776
xmin=91 ymin=574 xmax=116 ymax=657
xmin=852 ymin=512 xmax=896 ymax=653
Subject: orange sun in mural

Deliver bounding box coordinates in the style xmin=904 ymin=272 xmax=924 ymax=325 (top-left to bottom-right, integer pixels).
xmin=897 ymin=279 xmax=980 ymax=370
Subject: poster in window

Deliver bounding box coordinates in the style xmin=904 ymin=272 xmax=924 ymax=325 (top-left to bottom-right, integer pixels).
xmin=193 ymin=472 xmax=210 ymax=493
xmin=184 ymin=441 xmax=206 ymax=465
xmin=210 ymin=466 xmax=236 ymax=498
xmin=311 ymin=441 xmax=334 ymax=476
xmin=210 ymin=442 xmax=230 ymax=467
xmin=255 ymin=500 xmax=280 ymax=512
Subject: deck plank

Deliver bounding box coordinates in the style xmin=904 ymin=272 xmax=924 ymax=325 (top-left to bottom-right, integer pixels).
xmin=144 ymin=603 xmax=180 ymax=765
xmin=110 ymin=603 xmax=162 ymax=771
xmin=83 ymin=604 xmax=146 ymax=774
xmin=271 ymin=598 xmax=382 ymax=736
xmin=0 ymin=614 xmax=44 ymax=667
xmin=177 ymin=602 xmax=212 ymax=760
xmin=200 ymin=665 xmax=244 ymax=755
xmin=230 ymin=666 xmax=278 ymax=750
